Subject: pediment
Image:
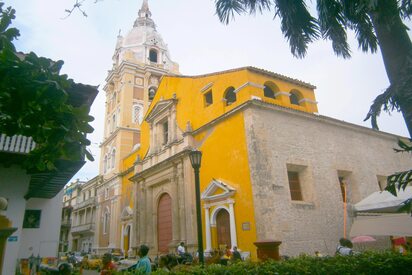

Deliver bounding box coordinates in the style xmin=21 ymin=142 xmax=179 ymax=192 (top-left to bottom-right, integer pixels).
xmin=145 ymin=99 xmax=175 ymax=123
xmin=121 ymin=206 xmax=133 ymax=220
xmin=201 ymin=179 xmax=236 ymax=202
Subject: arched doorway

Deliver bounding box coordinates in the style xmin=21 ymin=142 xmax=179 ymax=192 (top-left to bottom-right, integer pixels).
xmin=216 ymin=209 xmax=231 ymax=249
xmin=123 ymin=225 xmax=131 ymax=253
xmin=157 ymin=193 xmax=172 ymax=253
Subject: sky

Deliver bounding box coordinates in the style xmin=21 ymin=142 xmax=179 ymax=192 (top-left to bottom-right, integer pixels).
xmin=5 ymin=0 xmax=412 ymax=182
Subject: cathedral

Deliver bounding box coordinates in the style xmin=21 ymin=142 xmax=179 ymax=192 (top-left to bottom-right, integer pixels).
xmin=92 ymin=0 xmax=412 ymax=259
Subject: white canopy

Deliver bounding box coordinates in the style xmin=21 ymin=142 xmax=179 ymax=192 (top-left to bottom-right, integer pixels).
xmin=350 ymin=213 xmax=412 ymax=237
xmin=353 ymin=186 xmax=412 ymax=213
xmin=350 ymin=186 xmax=412 ymax=237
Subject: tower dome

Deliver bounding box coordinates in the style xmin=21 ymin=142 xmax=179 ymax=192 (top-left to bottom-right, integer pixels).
xmin=112 ymin=0 xmax=179 ymax=73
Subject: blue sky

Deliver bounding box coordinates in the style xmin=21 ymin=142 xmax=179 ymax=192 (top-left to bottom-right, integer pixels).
xmin=5 ymin=0 xmax=411 ymax=181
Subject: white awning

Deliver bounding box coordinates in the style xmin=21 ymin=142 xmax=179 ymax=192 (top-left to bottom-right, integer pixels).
xmin=350 ymin=213 xmax=412 ymax=237
xmin=353 ymin=186 xmax=412 ymax=213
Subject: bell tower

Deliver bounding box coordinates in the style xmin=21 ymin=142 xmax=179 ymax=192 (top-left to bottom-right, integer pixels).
xmin=95 ymin=0 xmax=179 ymax=254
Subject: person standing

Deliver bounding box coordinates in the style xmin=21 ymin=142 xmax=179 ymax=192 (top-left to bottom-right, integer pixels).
xmin=135 ymin=245 xmax=151 ymax=274
xmin=231 ymin=246 xmax=242 ymax=262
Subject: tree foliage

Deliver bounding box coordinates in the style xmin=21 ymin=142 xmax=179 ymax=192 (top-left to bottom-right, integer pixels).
xmin=0 ymin=2 xmax=95 ymax=171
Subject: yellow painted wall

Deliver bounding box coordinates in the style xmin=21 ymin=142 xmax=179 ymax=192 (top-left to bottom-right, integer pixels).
xmin=195 ymin=111 xmax=258 ymax=259
xmin=120 ymin=67 xmax=318 ymax=260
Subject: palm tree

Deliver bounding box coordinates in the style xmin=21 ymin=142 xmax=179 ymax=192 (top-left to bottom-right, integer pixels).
xmin=215 ymin=0 xmax=412 ymax=138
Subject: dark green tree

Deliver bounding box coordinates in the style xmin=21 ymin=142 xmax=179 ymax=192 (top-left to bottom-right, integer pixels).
xmin=215 ymin=0 xmax=412 ymax=210
xmin=0 ymin=2 xmax=95 ymax=171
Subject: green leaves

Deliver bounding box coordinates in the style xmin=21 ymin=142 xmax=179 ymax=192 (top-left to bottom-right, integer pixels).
xmin=384 ymin=138 xmax=412 ymax=213
xmin=215 ymin=0 xmax=247 ymax=25
xmin=0 ymin=2 xmax=96 ymax=171
xmin=274 ymin=0 xmax=320 ymax=58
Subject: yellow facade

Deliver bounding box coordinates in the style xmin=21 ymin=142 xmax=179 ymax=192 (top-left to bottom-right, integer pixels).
xmin=121 ymin=67 xmax=317 ymax=259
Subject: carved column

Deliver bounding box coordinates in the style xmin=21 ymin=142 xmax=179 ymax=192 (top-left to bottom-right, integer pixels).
xmin=171 ymin=165 xmax=180 ymax=245
xmin=204 ymin=206 xmax=212 ymax=252
xmin=229 ymin=202 xmax=237 ymax=248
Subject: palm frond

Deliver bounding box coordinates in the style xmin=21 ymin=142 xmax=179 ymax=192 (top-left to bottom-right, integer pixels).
xmin=274 ymin=0 xmax=320 ymax=58
xmin=400 ymin=0 xmax=412 ymax=19
xmin=215 ymin=0 xmax=246 ymax=25
xmin=317 ymin=0 xmax=351 ymax=58
xmin=243 ymin=0 xmax=272 ymax=14
xmin=341 ymin=0 xmax=378 ymax=53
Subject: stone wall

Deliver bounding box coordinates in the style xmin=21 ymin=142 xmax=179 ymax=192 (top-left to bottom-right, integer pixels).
xmin=244 ymin=103 xmax=412 ymax=256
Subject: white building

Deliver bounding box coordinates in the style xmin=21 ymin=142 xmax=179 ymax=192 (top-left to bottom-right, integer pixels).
xmin=0 ymin=84 xmax=97 ymax=274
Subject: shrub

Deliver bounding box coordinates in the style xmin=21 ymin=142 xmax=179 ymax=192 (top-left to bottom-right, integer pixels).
xmin=114 ymin=251 xmax=412 ymax=275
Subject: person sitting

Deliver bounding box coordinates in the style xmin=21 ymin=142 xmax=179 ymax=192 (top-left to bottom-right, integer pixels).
xmin=177 ymin=242 xmax=185 ymax=257
xmin=336 ymin=238 xmax=353 ymax=256
xmin=231 ymin=246 xmax=242 ymax=262
xmin=135 ymin=244 xmax=151 ymax=274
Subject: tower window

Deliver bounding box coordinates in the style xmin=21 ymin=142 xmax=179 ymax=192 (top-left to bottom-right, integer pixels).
xmin=111 ymin=149 xmax=116 ymax=168
xmin=224 ymin=87 xmax=236 ymax=106
xmin=290 ymin=90 xmax=302 ymax=106
xmin=149 ymin=49 xmax=158 ymax=63
xmin=264 ymin=85 xmax=275 ymax=98
xmin=204 ymin=91 xmax=213 ymax=106
xmin=263 ymin=81 xmax=278 ymax=99
xmin=133 ymin=104 xmax=143 ymax=124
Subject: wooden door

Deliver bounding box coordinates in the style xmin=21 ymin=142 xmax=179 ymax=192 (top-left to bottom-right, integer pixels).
xmin=157 ymin=193 xmax=172 ymax=253
xmin=216 ymin=209 xmax=231 ymax=248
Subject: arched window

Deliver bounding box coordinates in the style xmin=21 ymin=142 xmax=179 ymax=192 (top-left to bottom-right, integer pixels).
xmin=149 ymin=49 xmax=158 ymax=63
xmin=107 ymin=152 xmax=111 ymax=170
xmin=290 ymin=90 xmax=302 ymax=106
xmin=263 ymin=82 xmax=279 ymax=99
xmin=133 ymin=104 xmax=143 ymax=124
xmin=224 ymin=87 xmax=236 ymax=106
xmin=112 ymin=114 xmax=116 ymax=131
xmin=103 ymin=209 xmax=110 ymax=234
xmin=111 ymin=149 xmax=116 ymax=168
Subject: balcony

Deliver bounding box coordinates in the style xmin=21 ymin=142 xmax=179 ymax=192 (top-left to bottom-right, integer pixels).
xmin=71 ymin=223 xmax=95 ymax=235
xmin=73 ymin=196 xmax=97 ymax=210
xmin=61 ymin=219 xmax=71 ymax=228
xmin=0 ymin=134 xmax=36 ymax=154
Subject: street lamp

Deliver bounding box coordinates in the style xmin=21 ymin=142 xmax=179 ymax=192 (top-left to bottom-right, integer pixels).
xmin=189 ymin=149 xmax=204 ymax=266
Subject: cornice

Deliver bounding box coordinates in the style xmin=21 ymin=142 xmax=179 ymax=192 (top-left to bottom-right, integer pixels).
xmin=188 ymin=99 xmax=402 ymax=141
xmin=129 ymin=148 xmax=190 ymax=182
xmin=101 ymin=127 xmax=141 ymax=147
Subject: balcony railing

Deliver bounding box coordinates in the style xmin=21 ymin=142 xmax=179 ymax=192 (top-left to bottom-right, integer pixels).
xmin=61 ymin=219 xmax=71 ymax=227
xmin=0 ymin=134 xmax=36 ymax=154
xmin=73 ymin=196 xmax=97 ymax=210
xmin=71 ymin=223 xmax=95 ymax=234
